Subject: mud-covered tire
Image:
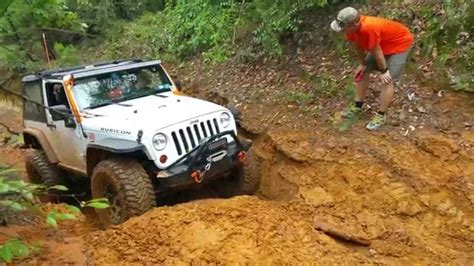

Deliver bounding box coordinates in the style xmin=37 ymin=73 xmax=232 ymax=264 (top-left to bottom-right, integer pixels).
xmin=218 ymin=149 xmax=262 ymax=197
xmin=236 ymin=149 xmax=262 ymax=194
xmin=91 ymin=159 xmax=156 ymax=226
xmin=25 ymin=149 xmax=65 ymax=202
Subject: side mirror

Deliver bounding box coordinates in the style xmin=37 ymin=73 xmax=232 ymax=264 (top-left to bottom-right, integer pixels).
xmin=50 ymin=105 xmax=72 ymax=121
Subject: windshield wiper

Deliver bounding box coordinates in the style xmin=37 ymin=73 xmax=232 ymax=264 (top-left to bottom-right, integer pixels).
xmin=85 ymin=101 xmax=132 ymax=110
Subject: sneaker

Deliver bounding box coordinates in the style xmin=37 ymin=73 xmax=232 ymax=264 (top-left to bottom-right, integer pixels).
xmin=341 ymin=103 xmax=362 ymax=118
xmin=366 ymin=113 xmax=386 ymax=131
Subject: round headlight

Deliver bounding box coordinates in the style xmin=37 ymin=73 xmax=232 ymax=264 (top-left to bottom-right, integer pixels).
xmin=220 ymin=112 xmax=231 ymax=128
xmin=152 ymin=133 xmax=167 ymax=151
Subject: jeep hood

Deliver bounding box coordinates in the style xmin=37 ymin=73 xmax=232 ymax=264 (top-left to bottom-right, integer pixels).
xmin=82 ymin=92 xmax=228 ymax=133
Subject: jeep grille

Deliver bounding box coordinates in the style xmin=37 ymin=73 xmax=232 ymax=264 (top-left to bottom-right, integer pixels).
xmin=171 ymin=118 xmax=221 ymax=155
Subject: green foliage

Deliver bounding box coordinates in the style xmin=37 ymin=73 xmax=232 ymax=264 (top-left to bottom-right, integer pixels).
xmin=102 ymin=12 xmax=170 ymax=60
xmin=83 ymin=198 xmax=109 ymax=209
xmin=165 ymin=0 xmax=238 ymax=60
xmin=0 ymin=165 xmax=109 ymax=263
xmin=311 ymin=75 xmax=339 ymax=97
xmin=338 ymin=111 xmax=360 ymax=132
xmin=345 ymin=82 xmax=356 ymax=99
xmin=279 ymin=90 xmax=313 ymax=105
xmin=52 ymin=43 xmax=81 ymax=67
xmin=380 ymin=0 xmax=473 ymax=92
xmin=70 ymin=0 xmax=166 ymax=33
xmin=48 ymin=184 xmax=69 ymax=191
xmin=245 ymin=0 xmax=329 ymax=58
xmin=300 ymin=71 xmax=341 ymax=97
xmin=0 ymin=239 xmax=30 ymax=263
xmin=98 ymin=0 xmax=337 ymax=63
xmin=0 ymin=0 xmax=84 ymax=70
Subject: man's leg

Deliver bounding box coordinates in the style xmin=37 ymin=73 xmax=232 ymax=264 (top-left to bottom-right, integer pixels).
xmin=342 ymin=55 xmax=376 ymax=118
xmin=366 ymin=48 xmax=411 ymax=130
xmin=379 ymin=49 xmax=410 ymax=113
xmin=379 ymin=82 xmax=394 ymax=112
xmin=355 ymin=70 xmax=370 ymax=102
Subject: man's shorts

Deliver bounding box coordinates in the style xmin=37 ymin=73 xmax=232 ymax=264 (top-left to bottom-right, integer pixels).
xmin=365 ymin=48 xmax=411 ymax=84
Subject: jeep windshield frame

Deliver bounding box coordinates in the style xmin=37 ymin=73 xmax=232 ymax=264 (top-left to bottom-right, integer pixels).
xmin=70 ymin=62 xmax=173 ymax=110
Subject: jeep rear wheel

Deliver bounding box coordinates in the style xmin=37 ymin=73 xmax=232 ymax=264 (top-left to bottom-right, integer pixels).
xmin=25 ymin=149 xmax=65 ymax=202
xmin=91 ymin=159 xmax=156 ymax=226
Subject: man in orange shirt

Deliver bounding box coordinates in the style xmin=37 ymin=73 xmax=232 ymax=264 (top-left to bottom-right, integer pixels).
xmin=331 ymin=7 xmax=414 ymax=130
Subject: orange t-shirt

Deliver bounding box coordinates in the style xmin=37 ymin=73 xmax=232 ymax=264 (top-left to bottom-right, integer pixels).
xmin=346 ymin=15 xmax=414 ymax=55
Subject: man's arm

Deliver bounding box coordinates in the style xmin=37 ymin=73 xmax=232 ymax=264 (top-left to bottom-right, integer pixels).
xmin=370 ymin=45 xmax=387 ymax=71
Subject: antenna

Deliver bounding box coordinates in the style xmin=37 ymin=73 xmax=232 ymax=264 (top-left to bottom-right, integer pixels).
xmin=42 ymin=33 xmax=52 ymax=69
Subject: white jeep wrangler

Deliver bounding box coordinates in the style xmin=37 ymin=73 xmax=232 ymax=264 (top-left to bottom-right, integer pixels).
xmin=21 ymin=59 xmax=260 ymax=225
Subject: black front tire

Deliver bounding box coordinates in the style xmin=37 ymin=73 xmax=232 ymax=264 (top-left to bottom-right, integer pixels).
xmin=235 ymin=149 xmax=262 ymax=194
xmin=218 ymin=149 xmax=262 ymax=197
xmin=91 ymin=158 xmax=156 ymax=226
xmin=25 ymin=149 xmax=65 ymax=202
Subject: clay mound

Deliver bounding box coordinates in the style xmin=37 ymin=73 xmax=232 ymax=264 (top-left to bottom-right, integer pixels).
xmin=87 ymin=196 xmax=363 ymax=264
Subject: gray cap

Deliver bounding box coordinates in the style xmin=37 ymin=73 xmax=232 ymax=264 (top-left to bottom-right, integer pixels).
xmin=330 ymin=7 xmax=360 ymax=32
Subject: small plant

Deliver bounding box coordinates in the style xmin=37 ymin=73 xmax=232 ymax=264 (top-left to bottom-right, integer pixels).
xmin=0 ymin=239 xmax=40 ymax=263
xmin=345 ymin=82 xmax=356 ymax=99
xmin=0 ymin=166 xmax=109 ymax=263
xmin=279 ymin=90 xmax=313 ymax=105
xmin=312 ymin=75 xmax=340 ymax=97
xmin=301 ymin=72 xmax=341 ymax=98
xmin=338 ymin=112 xmax=360 ymax=132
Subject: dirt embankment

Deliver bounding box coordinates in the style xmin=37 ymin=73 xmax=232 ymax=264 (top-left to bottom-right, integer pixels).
xmin=86 ymin=127 xmax=474 ymax=264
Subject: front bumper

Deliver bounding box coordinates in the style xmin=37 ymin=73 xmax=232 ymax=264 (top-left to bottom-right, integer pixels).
xmin=155 ymin=130 xmax=251 ymax=191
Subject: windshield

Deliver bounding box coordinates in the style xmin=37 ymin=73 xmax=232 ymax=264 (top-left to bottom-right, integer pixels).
xmin=72 ymin=65 xmax=172 ymax=110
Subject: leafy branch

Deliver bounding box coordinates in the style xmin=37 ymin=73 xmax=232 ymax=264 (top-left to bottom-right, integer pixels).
xmin=0 ymin=166 xmax=109 ymax=263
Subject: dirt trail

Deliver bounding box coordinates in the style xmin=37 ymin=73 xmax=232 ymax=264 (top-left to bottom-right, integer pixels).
xmin=88 ymin=197 xmax=370 ymax=264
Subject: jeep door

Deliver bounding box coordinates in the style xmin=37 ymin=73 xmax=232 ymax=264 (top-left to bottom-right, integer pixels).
xmin=42 ymin=80 xmax=88 ymax=174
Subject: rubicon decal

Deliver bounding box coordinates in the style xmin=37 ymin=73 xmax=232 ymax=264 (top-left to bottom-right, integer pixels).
xmin=100 ymin=127 xmax=132 ymax=135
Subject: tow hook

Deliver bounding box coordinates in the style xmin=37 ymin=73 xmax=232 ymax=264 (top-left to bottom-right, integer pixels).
xmin=191 ymin=170 xmax=203 ymax=183
xmin=191 ymin=162 xmax=212 ymax=184
xmin=238 ymin=151 xmax=247 ymax=163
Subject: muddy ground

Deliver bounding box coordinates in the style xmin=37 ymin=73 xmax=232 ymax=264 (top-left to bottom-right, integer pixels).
xmin=1 ymin=75 xmax=473 ymax=264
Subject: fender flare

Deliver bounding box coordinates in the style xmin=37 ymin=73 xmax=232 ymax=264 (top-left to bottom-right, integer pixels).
xmin=23 ymin=128 xmax=59 ymax=163
xmin=86 ymin=138 xmax=152 ymax=176
xmin=87 ymin=138 xmax=149 ymax=154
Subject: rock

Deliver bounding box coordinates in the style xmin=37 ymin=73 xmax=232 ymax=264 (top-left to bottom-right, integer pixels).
xmin=399 ymin=112 xmax=407 ymax=121
xmin=461 ymin=131 xmax=474 ymax=143
xmin=369 ymin=249 xmax=377 ymax=256
xmin=419 ymin=195 xmax=431 ymax=207
xmin=416 ymin=106 xmax=426 ymax=113
xmin=436 ymin=199 xmax=457 ymax=216
xmin=397 ymin=201 xmax=423 ymax=216
xmin=300 ymin=187 xmax=334 ymax=207
xmin=414 ymin=131 xmax=459 ymax=161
